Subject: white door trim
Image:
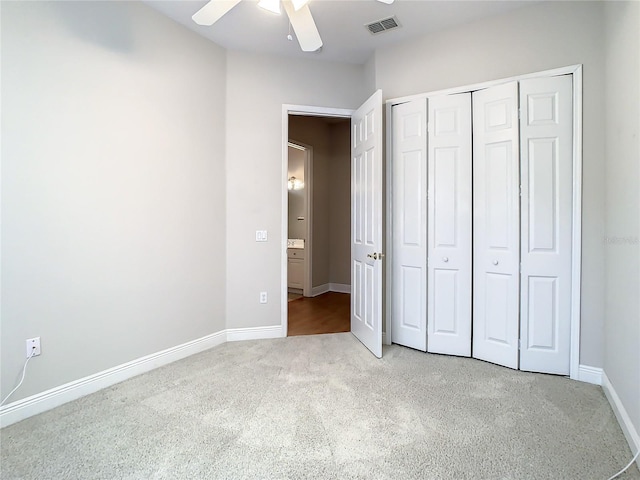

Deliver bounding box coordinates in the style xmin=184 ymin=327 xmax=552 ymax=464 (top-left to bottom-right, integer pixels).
xmin=385 ymin=64 xmax=583 ymax=107
xmin=288 ymin=140 xmax=313 ymax=298
xmin=386 ymin=64 xmax=583 ymax=380
xmin=281 ymin=105 xmax=354 ymax=337
xmin=384 ymin=101 xmax=395 ymax=346
xmin=569 ymin=66 xmax=583 ymax=382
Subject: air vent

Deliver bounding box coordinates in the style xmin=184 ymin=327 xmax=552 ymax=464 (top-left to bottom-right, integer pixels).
xmin=366 ymin=16 xmax=400 ymax=35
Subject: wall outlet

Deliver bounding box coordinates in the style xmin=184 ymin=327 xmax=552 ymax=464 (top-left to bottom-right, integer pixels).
xmin=26 ymin=337 xmax=41 ymax=358
xmin=255 ymin=230 xmax=268 ymax=242
xmin=260 ymin=292 xmax=268 ymax=304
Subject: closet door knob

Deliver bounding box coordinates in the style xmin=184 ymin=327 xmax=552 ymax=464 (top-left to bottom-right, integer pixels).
xmin=493 ymin=260 xmax=499 ymax=266
xmin=443 ymin=257 xmax=449 ymax=263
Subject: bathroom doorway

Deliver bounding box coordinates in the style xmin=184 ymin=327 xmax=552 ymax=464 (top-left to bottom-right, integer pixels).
xmin=287 ymin=141 xmax=312 ymax=299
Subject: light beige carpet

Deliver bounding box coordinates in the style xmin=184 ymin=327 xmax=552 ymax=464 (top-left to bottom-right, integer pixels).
xmin=1 ymin=333 xmax=638 ymax=479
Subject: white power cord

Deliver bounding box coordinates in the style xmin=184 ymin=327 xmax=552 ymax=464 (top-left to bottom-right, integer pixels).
xmin=607 ymin=450 xmax=640 ymax=480
xmin=0 ymin=349 xmax=36 ymax=407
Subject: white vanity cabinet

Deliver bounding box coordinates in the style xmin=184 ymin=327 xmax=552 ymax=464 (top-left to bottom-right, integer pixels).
xmin=287 ymin=248 xmax=305 ymax=289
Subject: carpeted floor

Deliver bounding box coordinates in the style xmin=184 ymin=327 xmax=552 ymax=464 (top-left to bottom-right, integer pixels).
xmin=1 ymin=333 xmax=638 ymax=479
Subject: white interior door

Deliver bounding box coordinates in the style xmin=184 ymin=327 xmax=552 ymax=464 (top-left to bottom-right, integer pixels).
xmin=427 ymin=93 xmax=472 ymax=356
xmin=519 ymin=75 xmax=573 ymax=375
xmin=472 ymin=82 xmax=521 ymax=369
xmin=391 ymin=99 xmax=427 ymax=351
xmin=351 ymin=90 xmax=383 ymax=358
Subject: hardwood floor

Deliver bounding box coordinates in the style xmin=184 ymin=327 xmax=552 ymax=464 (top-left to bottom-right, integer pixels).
xmin=287 ymin=292 xmax=350 ymax=336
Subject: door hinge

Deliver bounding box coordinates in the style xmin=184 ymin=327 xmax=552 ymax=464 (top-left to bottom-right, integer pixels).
xmin=518 ymin=338 xmax=521 ymax=350
xmin=518 ymin=108 xmax=522 ymax=119
xmin=519 ymin=184 xmax=522 ymax=197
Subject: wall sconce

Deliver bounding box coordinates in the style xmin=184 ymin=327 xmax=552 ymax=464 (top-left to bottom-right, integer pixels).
xmin=288 ymin=176 xmax=304 ymax=190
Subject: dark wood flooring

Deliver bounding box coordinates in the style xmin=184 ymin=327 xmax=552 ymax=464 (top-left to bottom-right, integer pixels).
xmin=287 ymin=292 xmax=350 ymax=336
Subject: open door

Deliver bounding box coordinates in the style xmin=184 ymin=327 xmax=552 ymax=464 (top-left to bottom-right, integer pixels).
xmin=351 ymin=90 xmax=383 ymax=358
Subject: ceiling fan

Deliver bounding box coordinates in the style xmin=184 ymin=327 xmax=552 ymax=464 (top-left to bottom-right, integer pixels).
xmin=192 ymin=0 xmax=395 ymax=52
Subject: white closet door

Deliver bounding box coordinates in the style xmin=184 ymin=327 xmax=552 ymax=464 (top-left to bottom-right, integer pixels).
xmin=391 ymin=100 xmax=427 ymax=351
xmin=427 ymin=93 xmax=472 ymax=356
xmin=472 ymin=82 xmax=520 ymax=369
xmin=519 ymin=76 xmax=573 ymax=375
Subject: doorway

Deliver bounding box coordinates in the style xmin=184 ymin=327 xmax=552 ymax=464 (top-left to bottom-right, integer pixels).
xmin=286 ymin=114 xmax=351 ymax=336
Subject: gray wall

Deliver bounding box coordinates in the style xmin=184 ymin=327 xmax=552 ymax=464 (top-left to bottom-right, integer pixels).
xmin=1 ymin=1 xmax=227 ymax=401
xmin=225 ymin=51 xmax=366 ymax=329
xmin=372 ymin=1 xmax=606 ymax=368
xmin=603 ymin=0 xmax=640 ymax=445
xmin=328 ymin=121 xmax=352 ymax=286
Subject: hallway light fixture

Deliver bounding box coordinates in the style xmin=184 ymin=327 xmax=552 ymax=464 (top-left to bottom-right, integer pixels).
xmin=288 ymin=176 xmax=304 ymax=190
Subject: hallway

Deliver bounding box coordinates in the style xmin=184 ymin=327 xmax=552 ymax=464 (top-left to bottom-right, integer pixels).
xmin=287 ymin=292 xmax=350 ymax=336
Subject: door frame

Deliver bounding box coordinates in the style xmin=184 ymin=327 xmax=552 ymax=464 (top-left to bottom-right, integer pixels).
xmin=385 ymin=64 xmax=583 ymax=380
xmin=281 ymin=104 xmax=354 ymax=337
xmin=287 ymin=140 xmax=313 ymax=297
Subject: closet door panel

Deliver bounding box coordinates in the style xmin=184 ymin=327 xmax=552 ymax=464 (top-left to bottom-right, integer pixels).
xmin=391 ymin=100 xmax=428 ymax=351
xmin=472 ymin=82 xmax=520 ymax=369
xmin=427 ymin=93 xmax=472 ymax=356
xmin=519 ymin=75 xmax=573 ymax=375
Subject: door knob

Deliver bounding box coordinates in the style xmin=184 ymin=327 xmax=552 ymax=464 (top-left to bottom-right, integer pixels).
xmin=367 ymin=253 xmax=377 ymax=260
xmin=443 ymin=257 xmax=449 ymax=263
xmin=493 ymin=260 xmax=499 ymax=265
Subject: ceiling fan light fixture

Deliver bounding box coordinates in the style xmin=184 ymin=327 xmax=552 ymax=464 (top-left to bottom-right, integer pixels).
xmin=258 ymin=0 xmax=282 ymax=15
xmin=291 ymin=0 xmax=309 ymax=11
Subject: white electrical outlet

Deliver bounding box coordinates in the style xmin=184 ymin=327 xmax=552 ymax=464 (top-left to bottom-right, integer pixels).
xmin=260 ymin=292 xmax=268 ymax=304
xmin=26 ymin=337 xmax=41 ymax=358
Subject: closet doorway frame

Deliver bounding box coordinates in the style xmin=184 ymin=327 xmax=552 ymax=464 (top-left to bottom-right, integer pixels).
xmin=384 ymin=64 xmax=583 ymax=380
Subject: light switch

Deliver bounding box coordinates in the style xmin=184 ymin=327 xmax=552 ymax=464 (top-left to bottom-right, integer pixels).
xmin=255 ymin=230 xmax=268 ymax=242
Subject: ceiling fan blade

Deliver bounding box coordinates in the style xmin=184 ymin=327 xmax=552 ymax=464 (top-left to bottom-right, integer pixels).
xmin=283 ymin=1 xmax=323 ymax=52
xmin=192 ymin=0 xmax=242 ymax=26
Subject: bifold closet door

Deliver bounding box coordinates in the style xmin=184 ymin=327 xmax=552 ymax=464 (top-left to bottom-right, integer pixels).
xmin=391 ymin=100 xmax=427 ymax=351
xmin=472 ymin=82 xmax=521 ymax=369
xmin=519 ymin=75 xmax=573 ymax=375
xmin=427 ymin=93 xmax=472 ymax=356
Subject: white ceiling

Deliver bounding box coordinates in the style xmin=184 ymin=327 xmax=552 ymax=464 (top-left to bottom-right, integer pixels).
xmin=145 ymin=0 xmax=536 ymax=64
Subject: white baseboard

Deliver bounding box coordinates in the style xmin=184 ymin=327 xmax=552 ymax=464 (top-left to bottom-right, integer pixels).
xmin=0 ymin=324 xmax=287 ymax=428
xmin=577 ymin=364 xmax=603 ymax=385
xmin=226 ymin=325 xmax=283 ymax=342
xmin=310 ymin=284 xmax=330 ymax=297
xmin=0 ymin=330 xmax=227 ymax=428
xmin=311 ymin=283 xmax=351 ymax=296
xmin=330 ymin=283 xmax=351 ymax=294
xmin=602 ymin=371 xmax=640 ymax=465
